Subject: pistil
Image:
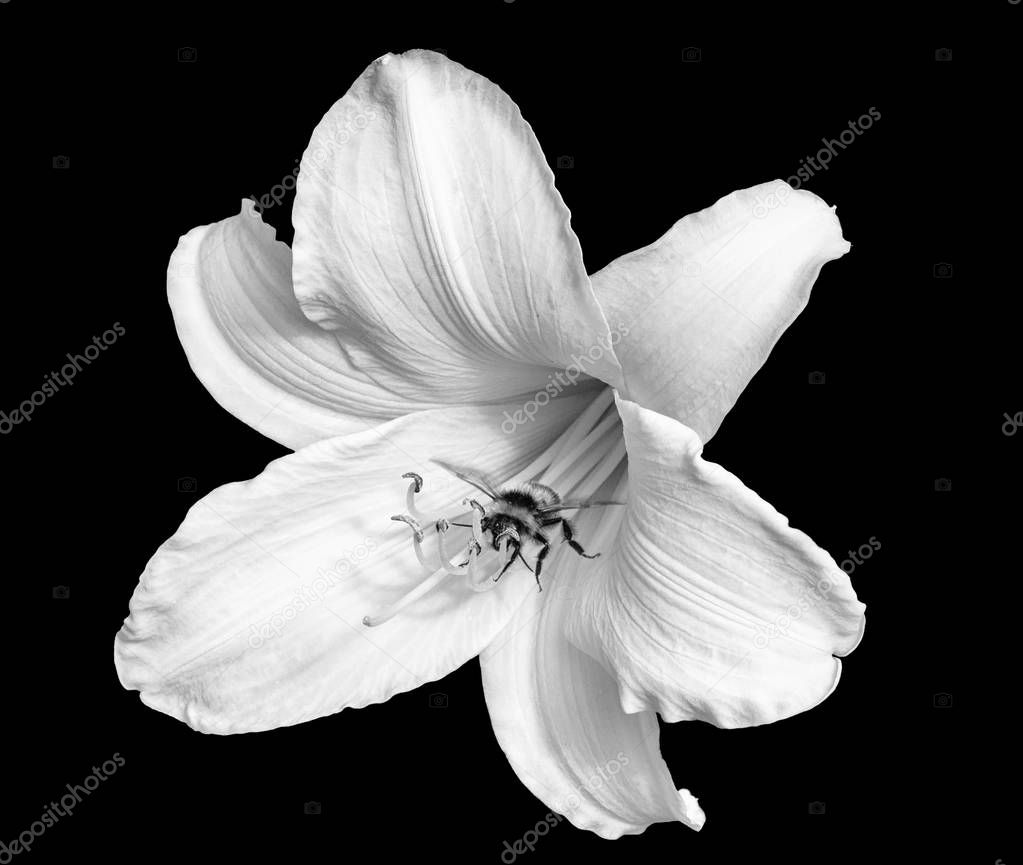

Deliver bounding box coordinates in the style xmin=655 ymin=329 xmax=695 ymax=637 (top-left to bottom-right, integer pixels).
xmin=362 ymin=387 xmax=626 ymax=627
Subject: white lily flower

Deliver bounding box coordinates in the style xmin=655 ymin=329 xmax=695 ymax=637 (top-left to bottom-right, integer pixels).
xmin=115 ymin=50 xmax=866 ymax=839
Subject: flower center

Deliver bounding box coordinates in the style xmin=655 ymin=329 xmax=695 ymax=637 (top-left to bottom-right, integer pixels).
xmin=362 ymin=387 xmax=625 ymax=627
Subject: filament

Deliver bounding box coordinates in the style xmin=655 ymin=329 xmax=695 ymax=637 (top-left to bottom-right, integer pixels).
xmin=402 ymin=472 xmax=429 ymax=520
xmin=366 ymin=385 xmax=627 ymax=626
xmin=544 ymin=411 xmax=620 ymax=486
xmin=511 ymin=386 xmax=614 ymax=483
xmin=556 ymin=435 xmax=627 ymax=497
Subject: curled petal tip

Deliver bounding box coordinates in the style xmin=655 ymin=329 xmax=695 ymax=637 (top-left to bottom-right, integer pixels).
xmin=678 ymin=788 xmax=706 ymax=831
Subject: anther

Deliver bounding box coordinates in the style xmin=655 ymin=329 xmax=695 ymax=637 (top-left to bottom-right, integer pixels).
xmin=390 ymin=514 xmax=424 ymax=542
xmin=435 ymin=519 xmax=469 ymax=576
xmin=466 ymin=499 xmax=486 ymax=545
xmin=390 ymin=514 xmax=431 ymax=570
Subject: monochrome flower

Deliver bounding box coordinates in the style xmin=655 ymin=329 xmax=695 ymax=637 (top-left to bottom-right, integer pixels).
xmin=116 ymin=49 xmax=865 ymax=839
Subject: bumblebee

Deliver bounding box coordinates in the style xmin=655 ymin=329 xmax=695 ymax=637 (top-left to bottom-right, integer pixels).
xmin=435 ymin=461 xmax=623 ymax=590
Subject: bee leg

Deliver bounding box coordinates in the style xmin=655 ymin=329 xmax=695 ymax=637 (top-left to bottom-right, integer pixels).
xmin=494 ymin=548 xmax=519 ymax=582
xmin=561 ymin=519 xmax=600 ymax=559
xmin=533 ymin=542 xmax=551 ymax=591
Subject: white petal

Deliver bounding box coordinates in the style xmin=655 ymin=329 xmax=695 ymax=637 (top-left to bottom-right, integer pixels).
xmin=168 ymin=201 xmax=442 ymax=450
xmin=292 ymin=50 xmax=622 ymax=404
xmin=590 ymin=181 xmax=849 ymax=442
xmin=480 ymin=502 xmax=705 ymax=839
xmin=565 ymin=397 xmax=866 ymax=727
xmin=114 ymin=395 xmax=589 ymax=734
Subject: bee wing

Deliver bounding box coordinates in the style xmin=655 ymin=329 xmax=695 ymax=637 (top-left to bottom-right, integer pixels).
xmin=431 ymin=459 xmax=501 ymax=499
xmin=537 ymin=499 xmax=627 ymax=513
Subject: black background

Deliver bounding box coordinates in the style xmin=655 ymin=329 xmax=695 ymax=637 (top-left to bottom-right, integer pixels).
xmin=1 ymin=5 xmax=1013 ymax=864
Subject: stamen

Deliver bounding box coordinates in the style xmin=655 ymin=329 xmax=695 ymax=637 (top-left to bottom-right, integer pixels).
xmin=435 ymin=519 xmax=469 ymax=576
xmin=541 ymin=388 xmax=616 ymax=473
xmin=511 ymin=386 xmax=614 ymax=483
xmin=544 ymin=413 xmax=621 ymax=490
xmin=466 ymin=498 xmax=486 ymax=545
xmin=555 ymin=436 xmax=627 ymax=499
xmin=389 ymin=514 xmax=434 ymax=571
xmin=390 ymin=513 xmax=424 ymax=541
xmin=402 ymin=472 xmax=428 ymax=520
xmin=466 ymin=541 xmax=483 ymax=588
xmin=370 ymin=408 xmax=625 ymax=627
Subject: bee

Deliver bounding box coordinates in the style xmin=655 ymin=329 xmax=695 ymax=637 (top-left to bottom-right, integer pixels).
xmin=434 ymin=461 xmax=624 ymax=590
